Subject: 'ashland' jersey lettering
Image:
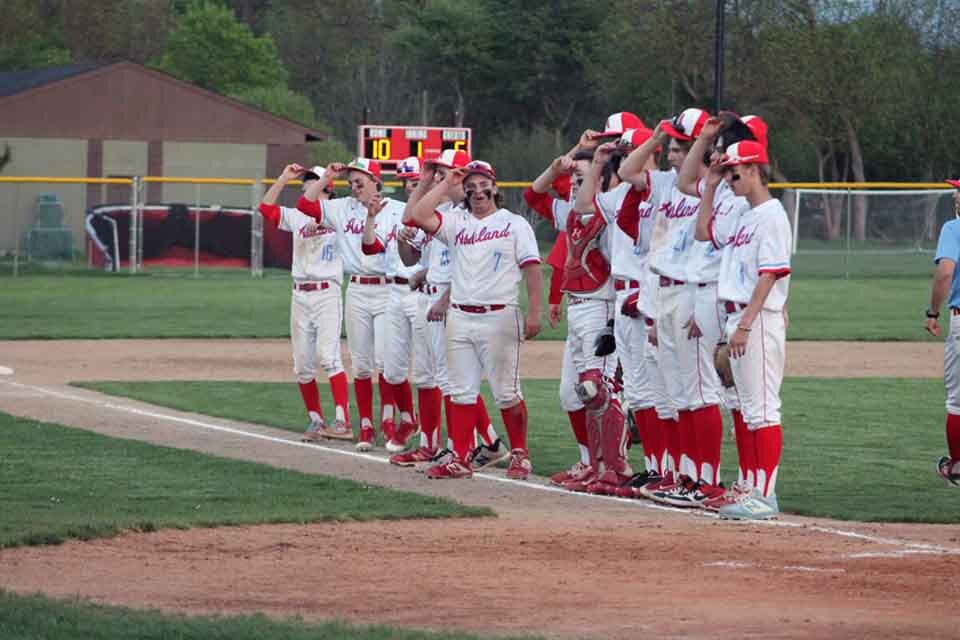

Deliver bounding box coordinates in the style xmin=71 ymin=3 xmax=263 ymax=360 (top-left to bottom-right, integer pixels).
xmin=278 ymin=206 xmax=343 ymax=284
xmin=433 ymin=207 xmax=541 ymax=306
xmin=313 ymin=196 xmax=405 ymax=275
xmin=686 ymin=179 xmax=751 ymax=284
xmin=713 ymin=198 xmax=792 ymax=311
xmin=647 ymin=170 xmax=701 ymax=281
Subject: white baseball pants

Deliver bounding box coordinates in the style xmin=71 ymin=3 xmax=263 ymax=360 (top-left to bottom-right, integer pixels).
xmin=345 ymin=281 xmax=389 ymax=379
xmin=446 ymin=306 xmax=523 ymax=408
xmin=725 ymin=308 xmax=786 ymax=430
xmin=383 ymin=284 xmax=420 ymax=385
xmin=290 ymin=284 xmax=344 ymax=383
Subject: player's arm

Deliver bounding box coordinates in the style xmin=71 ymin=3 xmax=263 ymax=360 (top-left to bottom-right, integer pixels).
xmin=361 ymin=194 xmax=387 ymax=255
xmin=574 ymin=142 xmax=614 ymax=214
xmin=727 ymin=273 xmax=778 ymax=358
xmin=678 ymin=117 xmax=721 ymax=197
xmin=695 ymin=157 xmax=725 ymax=243
xmin=427 ymin=286 xmax=451 ymax=322
xmin=303 ymin=162 xmax=344 ymax=202
xmin=259 ymin=164 xmax=303 ymax=227
xmin=522 ymin=262 xmax=544 ymax=339
xmin=618 ymin=121 xmax=667 ymax=190
xmin=398 ymin=226 xmax=422 ymax=267
xmin=410 ymin=170 xmax=462 ymax=234
xmin=530 ymin=156 xmax=574 ymax=194
xmin=927 ymin=258 xmax=956 ymax=337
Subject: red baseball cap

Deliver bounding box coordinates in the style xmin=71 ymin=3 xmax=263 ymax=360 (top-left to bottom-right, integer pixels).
xmin=720 ymin=140 xmax=769 ymax=166
xmin=741 ymin=115 xmax=769 ymax=150
xmin=346 ymin=157 xmax=382 ymax=182
xmin=425 ymin=149 xmax=471 ymax=170
xmin=599 ymin=112 xmax=645 ymax=138
xmin=464 ymin=160 xmax=497 ymax=182
xmin=396 ymin=156 xmax=420 ymax=179
xmin=947 ymin=179 xmax=960 ymax=189
xmin=661 ymin=108 xmax=711 ymax=141
xmin=618 ymin=127 xmax=655 ymax=148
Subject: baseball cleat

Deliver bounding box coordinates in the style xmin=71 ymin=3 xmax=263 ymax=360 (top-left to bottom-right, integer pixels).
xmin=703 ymin=483 xmax=752 ymax=511
xmin=637 ymin=476 xmax=673 ymax=500
xmin=562 ymin=470 xmax=598 ymax=492
xmin=469 ymin=438 xmax=511 ymax=470
xmin=390 ymin=446 xmax=436 ymax=467
xmin=586 ymin=469 xmax=631 ymax=495
xmin=324 ymin=419 xmax=353 ymax=441
xmin=550 ymin=461 xmax=591 ymax=486
xmin=718 ymin=489 xmax=779 ymax=520
xmin=425 ymin=454 xmax=473 ymax=479
xmin=301 ymin=414 xmax=327 ymax=443
xmin=386 ymin=420 xmax=420 ymax=453
xmin=355 ymin=425 xmax=375 ymax=452
xmin=417 ymin=448 xmax=455 ymax=474
xmin=505 ymin=449 xmax=532 ymax=480
xmin=381 ymin=419 xmax=396 ymax=445
xmin=937 ymin=456 xmax=960 ymax=487
xmin=650 ymin=476 xmax=696 ymax=506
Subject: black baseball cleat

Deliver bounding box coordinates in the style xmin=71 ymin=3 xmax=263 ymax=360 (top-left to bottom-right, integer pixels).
xmin=937 ymin=456 xmax=960 ymax=487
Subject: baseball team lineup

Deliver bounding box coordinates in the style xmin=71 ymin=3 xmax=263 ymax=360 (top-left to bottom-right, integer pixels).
xmin=258 ymin=107 xmax=960 ymax=522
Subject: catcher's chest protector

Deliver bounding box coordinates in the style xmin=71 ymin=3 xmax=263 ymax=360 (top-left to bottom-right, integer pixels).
xmin=562 ymin=211 xmax=610 ymax=294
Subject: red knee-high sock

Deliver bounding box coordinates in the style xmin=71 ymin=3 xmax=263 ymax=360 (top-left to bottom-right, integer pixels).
xmin=677 ymin=410 xmax=696 ymax=480
xmin=354 ymin=377 xmax=373 ymax=425
xmin=390 ymin=380 xmax=415 ymax=421
xmin=418 ymin=387 xmax=442 ymax=450
xmin=500 ymin=401 xmax=528 ymax=452
xmin=753 ymin=425 xmax=782 ymax=497
xmin=640 ymin=408 xmax=661 ymax=473
xmin=664 ymin=417 xmax=679 ymax=481
xmin=443 ymin=395 xmax=454 ymax=446
xmin=475 ymin=395 xmax=497 ymax=445
xmin=732 ymin=409 xmax=751 ymax=486
xmin=568 ymin=408 xmax=588 ymax=446
xmin=378 ymin=374 xmax=395 ymax=421
xmin=693 ymin=404 xmax=723 ymax=486
xmin=449 ymin=402 xmax=477 ymax=461
xmin=328 ymin=372 xmax=349 ymax=422
xmin=947 ymin=413 xmax=960 ymax=460
xmin=298 ymin=380 xmax=322 ymax=417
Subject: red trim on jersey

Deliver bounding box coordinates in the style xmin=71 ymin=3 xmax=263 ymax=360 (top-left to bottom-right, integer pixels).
xmin=519 ymin=258 xmax=542 ymax=269
xmin=296 ymin=195 xmax=323 ymax=220
xmin=759 ymin=267 xmax=791 ymax=279
xmin=615 ymin=183 xmax=648 ymax=241
xmin=522 ymin=188 xmax=556 ymax=222
xmin=361 ymin=238 xmax=385 ymax=255
xmin=258 ymin=203 xmax=282 ymax=228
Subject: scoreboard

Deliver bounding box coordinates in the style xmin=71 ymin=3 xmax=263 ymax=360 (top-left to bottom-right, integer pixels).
xmin=358 ymin=125 xmax=471 ymax=174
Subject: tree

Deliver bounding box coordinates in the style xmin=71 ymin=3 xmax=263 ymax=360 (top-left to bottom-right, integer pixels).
xmin=155 ymin=1 xmax=286 ymax=94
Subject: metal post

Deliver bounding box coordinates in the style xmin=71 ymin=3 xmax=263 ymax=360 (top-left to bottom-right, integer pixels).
xmin=791 ymin=189 xmax=802 ymax=255
xmin=714 ymin=0 xmax=726 ymax=113
xmin=129 ymin=176 xmax=139 ymax=274
xmin=193 ymin=185 xmax=200 ymax=279
xmin=844 ymin=189 xmax=852 ymax=280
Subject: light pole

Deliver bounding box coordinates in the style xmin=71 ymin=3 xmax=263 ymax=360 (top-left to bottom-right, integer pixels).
xmin=714 ymin=0 xmax=726 ymax=114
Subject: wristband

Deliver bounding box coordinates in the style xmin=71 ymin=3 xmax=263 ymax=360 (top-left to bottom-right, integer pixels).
xmin=926 ymin=309 xmax=940 ymax=319
xmin=737 ymin=326 xmax=751 ymax=332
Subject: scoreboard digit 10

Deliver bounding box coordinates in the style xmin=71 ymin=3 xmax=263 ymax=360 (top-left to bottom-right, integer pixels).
xmin=358 ymin=125 xmax=472 ymax=174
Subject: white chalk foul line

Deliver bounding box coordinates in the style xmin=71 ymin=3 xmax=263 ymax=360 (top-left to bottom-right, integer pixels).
xmin=2 ymin=379 xmax=958 ymax=558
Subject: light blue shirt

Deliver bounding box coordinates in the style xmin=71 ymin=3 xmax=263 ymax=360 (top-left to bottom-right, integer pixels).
xmin=935 ymin=218 xmax=960 ymax=309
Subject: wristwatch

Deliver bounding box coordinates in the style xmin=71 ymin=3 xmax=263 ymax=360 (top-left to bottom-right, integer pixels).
xmin=926 ymin=308 xmax=940 ymax=319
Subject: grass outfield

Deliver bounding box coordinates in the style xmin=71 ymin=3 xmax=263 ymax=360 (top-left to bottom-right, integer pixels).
xmin=78 ymin=378 xmax=959 ymax=524
xmin=0 ymin=591 xmax=536 ymax=640
xmin=0 ymin=411 xmax=489 ymax=549
xmin=0 ymin=261 xmax=939 ymax=341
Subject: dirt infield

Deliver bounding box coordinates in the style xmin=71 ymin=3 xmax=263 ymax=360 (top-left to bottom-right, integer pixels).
xmin=0 ymin=339 xmax=957 ymax=639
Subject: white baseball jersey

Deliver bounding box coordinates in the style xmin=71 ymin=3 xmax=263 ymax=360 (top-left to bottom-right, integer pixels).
xmin=410 ymin=202 xmax=460 ymax=285
xmin=647 ymin=170 xmax=702 ymax=282
xmin=314 ymin=196 xmax=405 ymax=275
xmin=712 ymin=198 xmax=792 ymax=310
xmin=634 ymin=170 xmax=677 ymax=319
xmin=276 ymin=206 xmax=343 ymax=283
xmin=605 ymin=182 xmax=646 ymax=282
xmin=432 ymin=207 xmax=541 ymax=306
xmin=372 ymin=204 xmax=424 ymax=280
xmin=685 ymin=179 xmax=751 ymax=284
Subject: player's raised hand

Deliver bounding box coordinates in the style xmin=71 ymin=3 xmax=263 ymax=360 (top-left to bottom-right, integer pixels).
xmin=279 ymin=164 xmax=304 ymax=182
xmin=365 ymin=192 xmax=385 ymax=217
xmin=551 ymin=155 xmax=575 ymax=175
xmin=445 ymin=167 xmax=466 ymax=187
xmin=594 ymin=142 xmax=617 ymax=164
xmin=706 ymin=154 xmax=725 ymax=189
xmin=524 ymin=311 xmax=542 ymax=340
xmin=701 ymin=116 xmax=723 ymax=142
xmin=326 ymin=162 xmax=347 ymax=177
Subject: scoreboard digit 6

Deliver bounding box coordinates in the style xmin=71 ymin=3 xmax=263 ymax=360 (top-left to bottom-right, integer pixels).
xmin=358 ymin=125 xmax=472 ymax=174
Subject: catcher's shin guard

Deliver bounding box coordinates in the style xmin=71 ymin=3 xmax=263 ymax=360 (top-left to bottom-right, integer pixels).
xmin=577 ymin=370 xmax=606 ymax=472
xmin=600 ymin=396 xmax=632 ymax=477
xmin=576 ymin=370 xmax=632 ymax=477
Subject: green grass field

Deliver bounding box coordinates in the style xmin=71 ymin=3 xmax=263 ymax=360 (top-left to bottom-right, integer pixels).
xmin=0 ymin=591 xmax=536 ymax=640
xmin=0 ymin=411 xmax=489 ymax=550
xmin=0 ymin=259 xmax=940 ymax=341
xmin=78 ymin=378 xmax=959 ymax=524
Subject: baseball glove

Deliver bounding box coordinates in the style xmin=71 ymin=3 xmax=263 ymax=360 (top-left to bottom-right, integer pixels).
xmin=713 ymin=343 xmax=735 ymax=388
xmin=593 ymin=319 xmax=617 ymax=357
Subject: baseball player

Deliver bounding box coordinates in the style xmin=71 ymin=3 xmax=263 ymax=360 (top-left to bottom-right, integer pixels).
xmin=258 ymin=164 xmax=352 ymax=442
xmin=390 ymin=150 xmax=508 ymax=468
xmin=695 ymin=139 xmax=792 ymax=520
xmin=397 ymin=156 xmax=421 ymax=196
xmin=680 ymin=113 xmax=771 ymax=509
xmin=297 ymin=158 xmax=405 ymax=451
xmin=618 ymin=110 xmax=710 ymax=502
xmin=925 ymin=178 xmax=960 ymax=488
xmin=406 ymin=160 xmax=543 ymax=480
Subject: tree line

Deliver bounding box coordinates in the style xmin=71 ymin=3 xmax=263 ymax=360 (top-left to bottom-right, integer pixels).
xmin=3 ymin=1 xmax=960 ymax=239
